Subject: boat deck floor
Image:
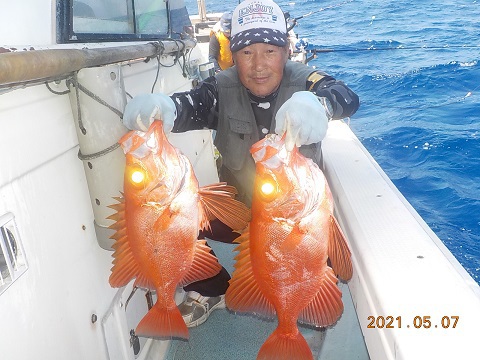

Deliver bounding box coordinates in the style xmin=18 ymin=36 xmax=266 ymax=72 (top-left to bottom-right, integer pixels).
xmin=165 ymin=240 xmax=370 ymax=360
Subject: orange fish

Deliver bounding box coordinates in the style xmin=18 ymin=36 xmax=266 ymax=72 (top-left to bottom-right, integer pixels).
xmin=225 ymin=133 xmax=352 ymax=360
xmin=108 ymin=121 xmax=250 ymax=340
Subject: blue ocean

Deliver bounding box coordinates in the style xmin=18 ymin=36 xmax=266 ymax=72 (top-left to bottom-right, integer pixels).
xmin=185 ymin=0 xmax=480 ymax=285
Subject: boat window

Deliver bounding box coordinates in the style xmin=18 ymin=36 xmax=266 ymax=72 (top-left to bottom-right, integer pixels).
xmin=57 ymin=0 xmax=170 ymax=43
xmin=0 ymin=213 xmax=28 ymax=296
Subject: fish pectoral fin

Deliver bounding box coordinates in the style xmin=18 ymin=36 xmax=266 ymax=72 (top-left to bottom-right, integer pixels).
xmin=180 ymin=239 xmax=222 ymax=286
xmin=328 ymin=215 xmax=353 ymax=281
xmin=108 ymin=196 xmax=142 ymax=288
xmin=225 ymin=230 xmax=276 ymax=318
xmin=198 ymin=182 xmax=251 ymax=232
xmin=298 ymin=268 xmax=344 ymax=327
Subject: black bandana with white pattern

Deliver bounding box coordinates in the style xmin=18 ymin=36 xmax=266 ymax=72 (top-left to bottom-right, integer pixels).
xmin=230 ymin=27 xmax=287 ymax=52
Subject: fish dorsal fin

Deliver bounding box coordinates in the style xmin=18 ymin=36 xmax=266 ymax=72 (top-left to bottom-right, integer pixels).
xmin=225 ymin=230 xmax=276 ymax=318
xmin=298 ymin=267 xmax=344 ymax=327
xmin=107 ymin=196 xmax=142 ymax=288
xmin=328 ymin=215 xmax=353 ymax=281
xmin=180 ymin=239 xmax=222 ymax=286
xmin=198 ymin=182 xmax=251 ymax=231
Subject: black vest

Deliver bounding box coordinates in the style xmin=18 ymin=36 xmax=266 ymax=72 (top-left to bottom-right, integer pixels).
xmin=215 ymin=60 xmax=316 ymax=206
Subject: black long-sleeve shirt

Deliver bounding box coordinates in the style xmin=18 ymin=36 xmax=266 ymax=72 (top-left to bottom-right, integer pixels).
xmin=170 ymin=70 xmax=359 ymax=134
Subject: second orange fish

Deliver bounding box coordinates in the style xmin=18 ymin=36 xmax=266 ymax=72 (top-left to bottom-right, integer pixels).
xmin=226 ymin=132 xmax=352 ymax=360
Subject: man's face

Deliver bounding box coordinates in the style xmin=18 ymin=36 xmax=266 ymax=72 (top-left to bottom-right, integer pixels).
xmin=233 ymin=43 xmax=289 ymax=97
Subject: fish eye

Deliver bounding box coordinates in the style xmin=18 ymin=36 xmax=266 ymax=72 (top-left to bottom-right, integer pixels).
xmin=126 ymin=165 xmax=147 ymax=188
xmin=261 ymin=182 xmax=275 ymax=196
xmin=131 ymin=170 xmax=145 ymax=184
xmin=257 ymin=174 xmax=278 ymax=202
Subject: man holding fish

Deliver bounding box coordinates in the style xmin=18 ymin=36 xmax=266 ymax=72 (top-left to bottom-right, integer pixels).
xmin=122 ymin=0 xmax=359 ymax=341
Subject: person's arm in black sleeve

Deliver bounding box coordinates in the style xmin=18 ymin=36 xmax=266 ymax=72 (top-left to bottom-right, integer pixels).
xmin=208 ymin=35 xmax=222 ymax=72
xmin=306 ymin=71 xmax=360 ymax=119
xmin=170 ymin=76 xmax=220 ymax=132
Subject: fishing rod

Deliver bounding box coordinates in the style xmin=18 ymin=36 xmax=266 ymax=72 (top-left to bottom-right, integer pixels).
xmin=293 ymin=44 xmax=480 ymax=63
xmin=287 ymin=0 xmax=354 ymax=31
xmin=287 ymin=1 xmax=478 ymax=57
xmin=302 ymin=44 xmax=480 ymax=54
xmin=294 ymin=0 xmax=354 ymax=21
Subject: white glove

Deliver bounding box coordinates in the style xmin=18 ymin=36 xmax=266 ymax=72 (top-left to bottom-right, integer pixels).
xmin=122 ymin=93 xmax=177 ymax=132
xmin=275 ymin=91 xmax=329 ymax=151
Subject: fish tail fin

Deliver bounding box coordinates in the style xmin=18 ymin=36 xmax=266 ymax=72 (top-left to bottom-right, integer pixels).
xmin=136 ymin=303 xmax=189 ymax=340
xmin=257 ymin=328 xmax=313 ymax=360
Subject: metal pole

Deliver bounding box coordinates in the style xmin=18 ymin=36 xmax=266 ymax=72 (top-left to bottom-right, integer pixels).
xmin=0 ymin=39 xmax=196 ymax=88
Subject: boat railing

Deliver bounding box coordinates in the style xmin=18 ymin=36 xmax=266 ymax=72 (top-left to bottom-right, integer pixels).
xmin=0 ymin=39 xmax=196 ymax=91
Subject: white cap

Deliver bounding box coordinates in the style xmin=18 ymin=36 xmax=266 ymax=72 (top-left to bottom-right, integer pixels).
xmin=230 ymin=0 xmax=288 ymax=52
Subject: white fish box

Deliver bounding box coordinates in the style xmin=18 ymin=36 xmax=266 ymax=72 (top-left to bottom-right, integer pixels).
xmin=168 ymin=129 xmax=219 ymax=186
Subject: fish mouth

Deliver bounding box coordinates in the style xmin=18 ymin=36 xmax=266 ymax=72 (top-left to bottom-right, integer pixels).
xmin=251 ymin=134 xmax=283 ymax=159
